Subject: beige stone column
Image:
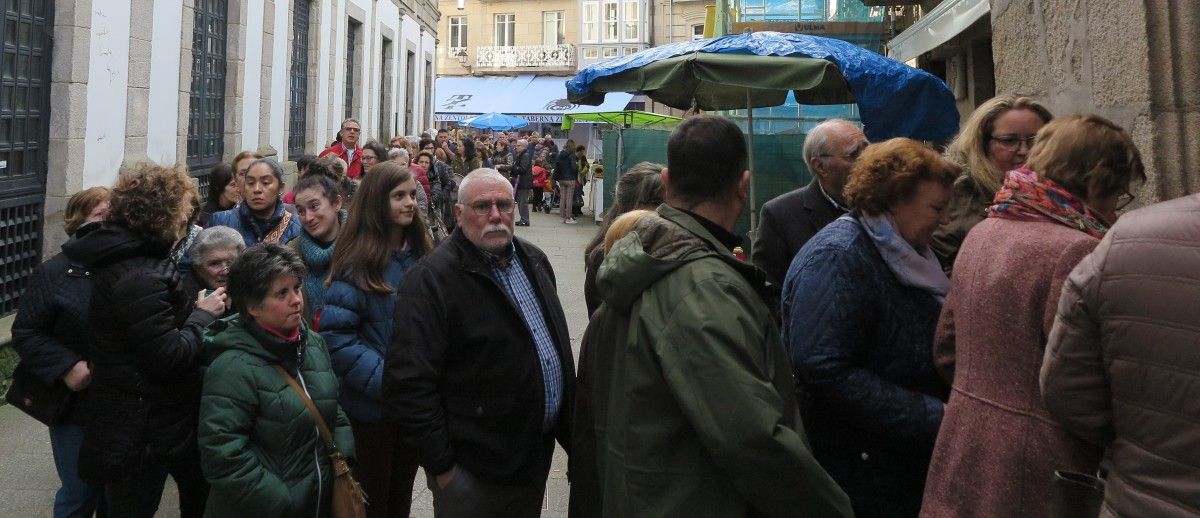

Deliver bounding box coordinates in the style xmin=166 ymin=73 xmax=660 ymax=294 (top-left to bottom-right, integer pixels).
xmin=45 ymin=0 xmax=94 ymax=256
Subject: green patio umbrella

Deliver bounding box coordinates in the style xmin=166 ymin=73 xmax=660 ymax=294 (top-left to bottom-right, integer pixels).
xmin=576 ymin=53 xmax=853 ymax=230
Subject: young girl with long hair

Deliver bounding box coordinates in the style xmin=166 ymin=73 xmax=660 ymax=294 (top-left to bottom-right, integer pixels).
xmin=318 ymin=161 xmax=431 ymax=518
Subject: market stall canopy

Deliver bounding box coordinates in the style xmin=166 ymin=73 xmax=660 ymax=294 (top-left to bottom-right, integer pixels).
xmin=566 ymin=31 xmax=959 ymax=142
xmin=460 ymin=112 xmax=531 ymax=131
xmin=435 ymin=74 xmax=634 ymax=124
xmin=560 ymin=110 xmax=683 ymax=130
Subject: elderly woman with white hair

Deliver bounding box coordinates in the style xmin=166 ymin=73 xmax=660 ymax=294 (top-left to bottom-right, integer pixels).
xmin=184 ymin=226 xmax=247 ymax=296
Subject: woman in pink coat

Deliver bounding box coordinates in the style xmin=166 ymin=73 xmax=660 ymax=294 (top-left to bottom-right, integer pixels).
xmin=919 ymin=114 xmax=1145 ymax=517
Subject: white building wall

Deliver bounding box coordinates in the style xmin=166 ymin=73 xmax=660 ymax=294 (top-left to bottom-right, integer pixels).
xmin=82 ymin=2 xmax=131 ymax=188
xmin=146 ymin=0 xmax=183 ymax=164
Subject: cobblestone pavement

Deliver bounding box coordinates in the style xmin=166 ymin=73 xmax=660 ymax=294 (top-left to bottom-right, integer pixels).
xmin=0 ymin=204 xmax=599 ymax=518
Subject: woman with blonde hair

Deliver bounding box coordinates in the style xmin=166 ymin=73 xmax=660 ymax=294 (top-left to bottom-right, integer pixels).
xmin=921 ymin=114 xmax=1144 ymax=517
xmin=66 ymin=164 xmax=229 ymax=516
xmin=931 ymin=95 xmax=1053 ymax=273
xmin=319 ymin=161 xmax=431 ymax=518
xmin=10 ymin=186 xmax=110 ymax=518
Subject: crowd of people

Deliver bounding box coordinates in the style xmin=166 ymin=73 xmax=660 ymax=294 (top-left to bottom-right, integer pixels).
xmin=8 ymin=95 xmax=1199 ymax=518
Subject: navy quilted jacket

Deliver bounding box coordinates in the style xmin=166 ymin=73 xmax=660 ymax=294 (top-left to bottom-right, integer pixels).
xmin=319 ymin=249 xmax=417 ymax=422
xmin=781 ymin=216 xmax=949 ymax=517
xmin=207 ymin=202 xmax=301 ymax=247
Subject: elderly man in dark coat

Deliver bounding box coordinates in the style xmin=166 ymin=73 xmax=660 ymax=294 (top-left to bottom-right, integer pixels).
xmin=752 ymin=119 xmax=868 ymax=287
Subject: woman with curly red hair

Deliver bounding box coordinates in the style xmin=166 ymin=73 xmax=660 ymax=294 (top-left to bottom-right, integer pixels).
xmin=781 ymin=138 xmax=960 ymax=517
xmin=64 ymin=163 xmax=229 ymax=517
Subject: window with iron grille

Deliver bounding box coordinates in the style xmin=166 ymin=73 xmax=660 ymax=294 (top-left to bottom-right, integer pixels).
xmin=0 ymin=0 xmax=52 ymax=316
xmin=345 ymin=19 xmax=360 ymax=120
xmin=405 ymin=50 xmax=414 ymax=134
xmin=379 ymin=37 xmax=392 ymax=144
xmin=187 ymin=0 xmax=228 ymax=196
xmin=288 ymin=0 xmax=311 ymax=157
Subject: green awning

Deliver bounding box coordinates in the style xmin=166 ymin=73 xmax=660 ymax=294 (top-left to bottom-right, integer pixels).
xmin=560 ymin=110 xmax=683 ymax=131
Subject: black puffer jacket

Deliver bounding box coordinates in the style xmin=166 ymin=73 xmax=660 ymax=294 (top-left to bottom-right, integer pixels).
xmin=10 ymin=224 xmax=103 ymax=425
xmin=63 ymin=223 xmax=217 ymax=484
xmin=512 ymin=147 xmax=535 ymax=190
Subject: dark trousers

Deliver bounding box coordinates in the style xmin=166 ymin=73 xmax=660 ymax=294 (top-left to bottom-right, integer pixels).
xmin=104 ymin=447 xmax=208 ymax=518
xmin=351 ymin=419 xmax=419 ymax=518
xmin=516 ymin=189 xmax=532 ymax=223
xmin=49 ymin=424 xmax=104 ymax=518
xmin=427 ymin=437 xmax=554 ymax=518
xmin=428 ymin=467 xmax=549 ymax=518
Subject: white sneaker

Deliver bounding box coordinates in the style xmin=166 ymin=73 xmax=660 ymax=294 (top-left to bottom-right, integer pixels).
xmin=565 ymin=219 xmax=577 ymax=224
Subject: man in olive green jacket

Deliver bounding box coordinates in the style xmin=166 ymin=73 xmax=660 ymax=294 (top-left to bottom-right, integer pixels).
xmin=583 ymin=115 xmax=851 ymax=517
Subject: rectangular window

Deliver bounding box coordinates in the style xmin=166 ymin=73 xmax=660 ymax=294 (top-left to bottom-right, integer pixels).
xmin=494 ymin=13 xmax=515 ymax=46
xmin=425 ymin=60 xmax=433 ymax=129
xmin=188 ymin=0 xmax=228 ymax=182
xmin=379 ymin=37 xmax=392 ymax=144
xmin=543 ymin=11 xmax=565 ymax=46
xmin=692 ymin=23 xmax=705 ymax=40
xmin=602 ymin=46 xmax=618 ymax=58
xmin=582 ymin=2 xmax=598 ymax=43
xmin=582 ymin=47 xmax=599 ymax=59
xmin=345 ymin=19 xmax=360 ymax=120
xmin=288 ymin=0 xmax=311 ymax=157
xmin=405 ymin=50 xmax=415 ymax=134
xmin=449 ymin=16 xmax=467 ymax=52
xmin=623 ymin=0 xmax=639 ymax=41
xmin=624 ymin=46 xmax=640 ymax=56
xmin=602 ymin=0 xmax=618 ymax=42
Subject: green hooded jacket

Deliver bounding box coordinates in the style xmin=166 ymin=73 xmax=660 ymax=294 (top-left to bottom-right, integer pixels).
xmin=589 ymin=205 xmax=852 ymax=517
xmin=198 ymin=316 xmax=355 ymax=518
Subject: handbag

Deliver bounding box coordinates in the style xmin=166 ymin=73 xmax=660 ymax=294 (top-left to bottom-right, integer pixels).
xmin=272 ymin=365 xmax=367 ymax=518
xmin=4 ymin=363 xmax=72 ymax=426
xmin=1049 ymin=470 xmax=1106 ymax=518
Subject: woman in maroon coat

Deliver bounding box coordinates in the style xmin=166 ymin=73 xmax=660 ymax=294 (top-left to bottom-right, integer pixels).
xmin=919 ymin=114 xmax=1145 ymax=517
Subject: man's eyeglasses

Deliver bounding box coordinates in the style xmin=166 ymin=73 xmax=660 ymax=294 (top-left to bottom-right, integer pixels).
xmin=990 ymin=135 xmax=1036 ymax=150
xmin=818 ymin=146 xmax=865 ymax=162
xmin=469 ymin=200 xmax=516 ymax=216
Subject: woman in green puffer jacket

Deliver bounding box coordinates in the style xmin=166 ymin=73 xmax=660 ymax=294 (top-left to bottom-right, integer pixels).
xmin=198 ymin=243 xmax=355 ymax=518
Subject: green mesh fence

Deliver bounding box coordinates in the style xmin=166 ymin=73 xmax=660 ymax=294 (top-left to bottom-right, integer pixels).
xmin=597 ymin=127 xmax=812 ymax=254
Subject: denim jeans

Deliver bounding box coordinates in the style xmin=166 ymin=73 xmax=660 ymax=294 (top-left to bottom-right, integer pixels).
xmin=48 ymin=424 xmax=103 ymax=518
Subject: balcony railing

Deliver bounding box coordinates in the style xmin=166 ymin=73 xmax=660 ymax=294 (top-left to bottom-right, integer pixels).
xmin=475 ymin=44 xmax=575 ymax=69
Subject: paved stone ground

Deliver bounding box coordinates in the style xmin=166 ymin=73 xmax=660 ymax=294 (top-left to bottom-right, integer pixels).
xmin=0 ymin=204 xmax=599 ymax=518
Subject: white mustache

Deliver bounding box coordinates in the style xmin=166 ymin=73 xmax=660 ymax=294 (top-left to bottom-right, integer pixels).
xmin=482 ymin=224 xmax=511 ymax=236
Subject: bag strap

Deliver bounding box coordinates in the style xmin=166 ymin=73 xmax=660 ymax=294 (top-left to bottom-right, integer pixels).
xmin=264 ymin=211 xmax=294 ymax=244
xmin=271 ymin=364 xmax=338 ymax=454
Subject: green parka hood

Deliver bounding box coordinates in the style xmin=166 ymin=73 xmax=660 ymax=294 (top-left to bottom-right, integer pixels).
xmin=596 ymin=204 xmax=759 ymax=312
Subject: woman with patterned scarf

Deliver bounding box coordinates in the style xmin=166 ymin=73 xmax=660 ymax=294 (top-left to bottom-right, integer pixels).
xmin=920 ymin=114 xmax=1145 ymax=518
xmin=286 ymin=171 xmax=346 ymax=329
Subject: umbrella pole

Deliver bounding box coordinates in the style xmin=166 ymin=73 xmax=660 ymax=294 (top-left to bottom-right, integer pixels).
xmin=746 ymin=88 xmax=757 ymax=233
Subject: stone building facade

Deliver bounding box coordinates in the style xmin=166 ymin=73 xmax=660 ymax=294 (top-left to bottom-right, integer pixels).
xmin=889 ymin=0 xmax=1199 ymax=203
xmin=0 ymin=0 xmax=439 ymax=320
xmin=437 ymin=0 xmax=579 ymax=76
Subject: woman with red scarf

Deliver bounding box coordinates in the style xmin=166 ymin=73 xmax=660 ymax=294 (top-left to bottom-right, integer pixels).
xmin=920 ymin=114 xmax=1145 ymax=518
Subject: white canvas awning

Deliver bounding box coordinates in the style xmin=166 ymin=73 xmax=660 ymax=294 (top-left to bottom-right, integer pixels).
xmin=886 ymin=0 xmax=990 ymax=64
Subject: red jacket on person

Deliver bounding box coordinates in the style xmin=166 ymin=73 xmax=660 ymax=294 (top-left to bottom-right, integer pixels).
xmin=319 ymin=143 xmax=363 ymax=179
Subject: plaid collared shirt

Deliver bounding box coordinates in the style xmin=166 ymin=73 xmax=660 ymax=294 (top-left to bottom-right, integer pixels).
xmin=484 ymin=245 xmax=563 ymax=431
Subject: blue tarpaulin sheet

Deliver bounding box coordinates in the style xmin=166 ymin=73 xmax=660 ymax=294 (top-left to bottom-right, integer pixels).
xmin=566 ymin=31 xmax=959 ymax=141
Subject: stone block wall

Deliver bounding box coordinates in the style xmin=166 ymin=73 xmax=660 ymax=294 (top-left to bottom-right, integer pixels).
xmin=990 ymin=0 xmax=1200 ymax=202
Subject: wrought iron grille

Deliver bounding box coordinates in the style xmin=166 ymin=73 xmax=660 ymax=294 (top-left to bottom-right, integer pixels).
xmin=288 ymin=0 xmax=310 ymax=157
xmin=187 ymin=0 xmax=228 ymax=192
xmin=345 ymin=20 xmax=358 ymax=120
xmin=0 ymin=0 xmax=52 ymax=316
